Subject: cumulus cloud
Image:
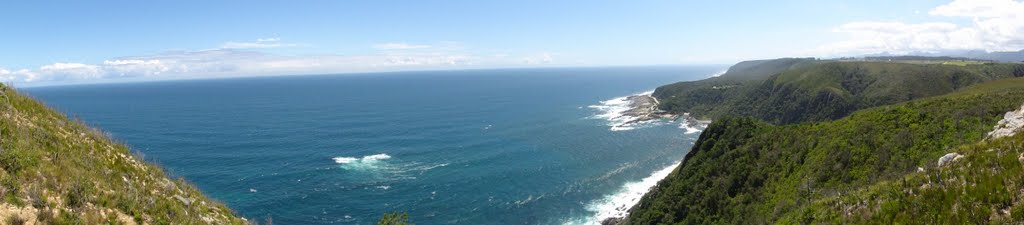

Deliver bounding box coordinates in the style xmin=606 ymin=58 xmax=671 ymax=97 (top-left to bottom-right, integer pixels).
xmin=373 ymin=43 xmax=432 ymax=50
xmin=812 ymin=0 xmax=1024 ymax=56
xmin=0 ymin=69 xmax=36 ymax=83
xmin=36 ymin=63 xmax=104 ymax=81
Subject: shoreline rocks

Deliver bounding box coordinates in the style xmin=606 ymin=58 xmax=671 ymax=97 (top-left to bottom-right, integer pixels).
xmin=599 ymin=94 xmax=711 ymax=224
xmin=614 ymin=94 xmax=709 ymax=130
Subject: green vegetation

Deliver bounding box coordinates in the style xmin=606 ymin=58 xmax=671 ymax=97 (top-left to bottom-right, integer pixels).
xmin=0 ymin=83 xmax=247 ymax=224
xmin=792 ymin=132 xmax=1024 ymax=224
xmin=625 ymin=64 xmax=1024 ymax=224
xmin=653 ymin=59 xmax=1024 ymax=124
xmin=378 ymin=212 xmax=412 ymax=225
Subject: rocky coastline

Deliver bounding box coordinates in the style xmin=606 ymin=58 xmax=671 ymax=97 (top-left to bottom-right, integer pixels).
xmin=601 ymin=93 xmax=710 ymax=224
xmin=613 ymin=94 xmax=710 ymax=131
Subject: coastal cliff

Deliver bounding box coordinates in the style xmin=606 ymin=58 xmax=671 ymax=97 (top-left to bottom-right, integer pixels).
xmin=0 ymin=84 xmax=248 ymax=224
xmin=621 ymin=58 xmax=1024 ymax=224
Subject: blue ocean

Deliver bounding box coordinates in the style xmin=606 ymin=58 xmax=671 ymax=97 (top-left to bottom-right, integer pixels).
xmin=26 ymin=66 xmax=718 ymax=224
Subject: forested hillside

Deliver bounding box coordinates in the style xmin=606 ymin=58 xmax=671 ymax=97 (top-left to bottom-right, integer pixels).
xmin=626 ymin=62 xmax=1024 ymax=224
xmin=653 ymin=59 xmax=1024 ymax=124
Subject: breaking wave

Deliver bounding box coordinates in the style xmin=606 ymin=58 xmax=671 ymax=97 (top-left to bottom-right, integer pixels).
xmin=333 ymin=153 xmax=393 ymax=170
xmin=679 ymin=121 xmax=707 ymax=134
xmin=709 ymin=70 xmax=727 ymax=77
xmin=566 ymin=163 xmax=680 ymax=225
xmin=588 ymin=91 xmax=663 ymax=131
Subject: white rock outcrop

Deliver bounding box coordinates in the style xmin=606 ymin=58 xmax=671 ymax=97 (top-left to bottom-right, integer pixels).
xmin=937 ymin=152 xmax=963 ymax=167
xmin=986 ymin=104 xmax=1024 ymax=140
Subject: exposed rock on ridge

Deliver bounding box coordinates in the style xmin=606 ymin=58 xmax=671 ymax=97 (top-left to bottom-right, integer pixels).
xmin=987 ymin=103 xmax=1024 ymax=140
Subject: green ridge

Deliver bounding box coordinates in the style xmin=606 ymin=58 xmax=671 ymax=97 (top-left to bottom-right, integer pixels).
xmin=0 ymin=84 xmax=248 ymax=224
xmin=653 ymin=59 xmax=1024 ymax=124
xmin=626 ymin=63 xmax=1024 ymax=224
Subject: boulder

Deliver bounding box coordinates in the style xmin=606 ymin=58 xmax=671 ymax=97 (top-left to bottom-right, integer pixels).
xmin=987 ymin=104 xmax=1024 ymax=140
xmin=938 ymin=153 xmax=963 ymax=167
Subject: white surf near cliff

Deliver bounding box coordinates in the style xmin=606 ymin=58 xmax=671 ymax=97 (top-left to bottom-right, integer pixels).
xmin=564 ymin=162 xmax=682 ymax=225
xmin=588 ymin=91 xmax=666 ymax=131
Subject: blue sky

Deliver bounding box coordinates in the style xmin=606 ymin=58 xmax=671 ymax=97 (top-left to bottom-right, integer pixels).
xmin=2 ymin=0 xmax=1022 ymax=86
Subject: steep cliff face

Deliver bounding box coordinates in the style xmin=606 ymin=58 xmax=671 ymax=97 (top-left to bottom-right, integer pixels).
xmin=626 ymin=64 xmax=1024 ymax=224
xmin=0 ymin=84 xmax=247 ymax=224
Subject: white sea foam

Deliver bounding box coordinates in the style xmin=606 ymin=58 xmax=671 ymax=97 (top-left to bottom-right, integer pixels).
xmin=333 ymin=153 xmax=392 ymax=164
xmin=515 ymin=194 xmax=546 ymax=206
xmin=709 ymin=70 xmax=727 ymax=77
xmin=679 ymin=121 xmax=707 ymax=134
xmin=566 ymin=162 xmax=681 ymax=225
xmin=416 ymin=163 xmax=449 ymax=171
xmin=332 ymin=157 xmax=359 ymax=164
xmin=588 ymin=91 xmax=662 ymax=131
xmin=361 ymin=153 xmax=392 ymax=161
xmin=333 ymin=153 xmax=393 ymax=170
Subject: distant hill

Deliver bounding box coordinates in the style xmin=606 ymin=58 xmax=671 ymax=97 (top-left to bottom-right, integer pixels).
xmin=626 ymin=73 xmax=1024 ymax=224
xmin=653 ymin=58 xmax=1024 ymax=124
xmin=971 ymin=49 xmax=1024 ymax=62
xmin=0 ymin=84 xmax=248 ymax=224
xmin=714 ymin=58 xmax=817 ymax=81
xmin=865 ymin=49 xmax=1024 ymax=63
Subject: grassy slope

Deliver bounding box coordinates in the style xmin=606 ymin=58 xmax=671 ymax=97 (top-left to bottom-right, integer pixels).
xmin=626 ymin=76 xmax=1024 ymax=224
xmin=791 ymin=132 xmax=1024 ymax=224
xmin=654 ymin=60 xmax=1024 ymax=124
xmin=0 ymin=84 xmax=247 ymax=224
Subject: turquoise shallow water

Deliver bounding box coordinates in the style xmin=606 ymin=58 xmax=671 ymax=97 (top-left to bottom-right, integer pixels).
xmin=26 ymin=66 xmax=717 ymax=224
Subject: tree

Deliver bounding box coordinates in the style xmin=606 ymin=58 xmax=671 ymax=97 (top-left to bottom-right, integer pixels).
xmin=378 ymin=212 xmax=411 ymax=225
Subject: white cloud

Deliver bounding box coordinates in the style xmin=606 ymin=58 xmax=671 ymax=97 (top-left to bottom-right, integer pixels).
xmin=4 ymin=39 xmax=577 ymax=86
xmin=40 ymin=63 xmax=101 ymax=74
xmin=103 ymin=59 xmax=170 ymax=77
xmin=3 ymin=49 xmax=497 ymax=85
xmin=373 ymin=43 xmax=432 ymax=50
xmin=220 ymin=38 xmax=299 ymax=49
xmin=15 ymin=69 xmax=38 ymax=82
xmin=37 ymin=63 xmax=104 ymax=81
xmin=523 ymin=53 xmax=554 ymax=64
xmin=930 ymin=0 xmax=1024 ymax=18
xmin=811 ymin=0 xmax=1024 ymax=56
xmin=383 ymin=54 xmax=473 ymax=66
xmin=0 ymin=68 xmax=12 ymax=83
xmin=0 ymin=67 xmax=43 ymax=83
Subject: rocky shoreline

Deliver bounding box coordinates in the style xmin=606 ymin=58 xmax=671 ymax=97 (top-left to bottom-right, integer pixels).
xmin=613 ymin=94 xmax=710 ymax=131
xmin=600 ymin=93 xmax=711 ymax=224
